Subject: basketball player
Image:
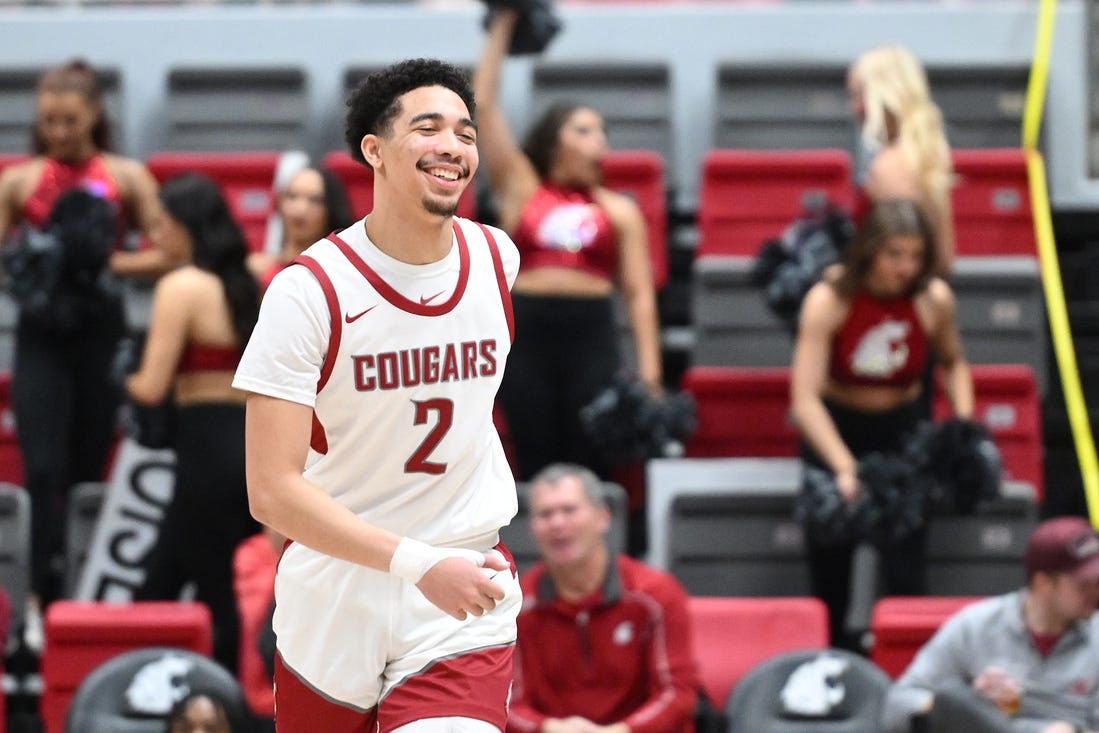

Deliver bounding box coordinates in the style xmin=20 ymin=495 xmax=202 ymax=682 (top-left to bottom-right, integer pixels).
xmin=232 ymin=58 xmax=521 ymax=733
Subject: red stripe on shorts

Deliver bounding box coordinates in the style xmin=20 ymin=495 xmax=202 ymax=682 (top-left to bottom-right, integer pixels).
xmin=274 ymin=653 xmax=376 ymax=733
xmin=379 ymin=644 xmax=514 ymax=733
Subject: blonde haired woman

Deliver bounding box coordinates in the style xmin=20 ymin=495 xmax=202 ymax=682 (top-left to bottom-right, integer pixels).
xmin=847 ymin=45 xmax=955 ymax=276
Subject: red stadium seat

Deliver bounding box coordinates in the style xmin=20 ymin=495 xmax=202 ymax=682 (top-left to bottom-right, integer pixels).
xmin=689 ymin=596 xmax=828 ymax=708
xmin=0 ymin=374 xmax=22 ymax=486
xmin=951 ymin=149 xmax=1035 ymax=257
xmin=869 ymin=596 xmax=982 ymax=679
xmin=697 ymin=149 xmax=853 ymax=257
xmin=601 ymin=150 xmax=669 ymax=289
xmin=321 ymin=150 xmax=477 ymax=222
xmin=40 ymin=601 xmax=213 ymax=733
xmin=933 ymin=363 xmax=1043 ymax=501
xmin=146 ymin=151 xmax=281 ymax=253
xmin=681 ymin=366 xmax=798 ymax=458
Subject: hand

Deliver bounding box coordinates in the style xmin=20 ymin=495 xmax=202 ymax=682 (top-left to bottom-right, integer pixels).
xmin=543 ymin=717 xmax=599 ymax=733
xmin=835 ymin=467 xmax=860 ymax=503
xmin=416 ymin=553 xmax=507 ymax=621
xmin=973 ymin=666 xmax=1022 ymax=715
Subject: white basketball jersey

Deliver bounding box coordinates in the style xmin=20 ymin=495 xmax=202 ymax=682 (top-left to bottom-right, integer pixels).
xmin=293 ymin=218 xmax=517 ymax=546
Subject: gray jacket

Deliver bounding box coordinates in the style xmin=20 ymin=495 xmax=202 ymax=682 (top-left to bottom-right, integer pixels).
xmin=884 ymin=591 xmax=1099 ymax=733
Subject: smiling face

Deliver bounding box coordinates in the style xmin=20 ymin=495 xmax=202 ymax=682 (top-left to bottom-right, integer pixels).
xmin=361 ymin=84 xmax=477 ymax=219
xmin=529 ymin=475 xmax=610 ymax=570
xmin=552 ymin=107 xmax=607 ymax=187
xmin=36 ymin=90 xmax=99 ymax=162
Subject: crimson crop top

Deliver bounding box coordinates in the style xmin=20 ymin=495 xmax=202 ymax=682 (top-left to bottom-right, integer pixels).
xmin=511 ymin=183 xmax=618 ymax=281
xmin=178 ymin=343 xmax=242 ymax=375
xmin=829 ymin=290 xmax=929 ymax=388
xmin=23 ymin=156 xmax=125 ymax=233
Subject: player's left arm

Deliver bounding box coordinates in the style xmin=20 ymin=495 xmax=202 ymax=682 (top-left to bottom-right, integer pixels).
xmin=926 ymin=278 xmax=973 ymax=419
xmin=599 ymin=189 xmax=662 ymax=391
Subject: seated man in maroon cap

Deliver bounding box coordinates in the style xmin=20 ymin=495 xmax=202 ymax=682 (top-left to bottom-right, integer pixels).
xmin=883 ymin=516 xmax=1099 ymax=733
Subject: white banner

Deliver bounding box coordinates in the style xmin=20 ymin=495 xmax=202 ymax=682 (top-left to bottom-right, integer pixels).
xmin=75 ymin=437 xmax=176 ymax=601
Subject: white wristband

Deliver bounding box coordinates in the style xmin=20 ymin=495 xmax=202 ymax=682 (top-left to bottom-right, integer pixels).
xmin=389 ymin=537 xmax=485 ymax=583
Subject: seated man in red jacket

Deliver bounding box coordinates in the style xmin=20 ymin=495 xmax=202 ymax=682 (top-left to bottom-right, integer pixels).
xmin=509 ymin=463 xmax=699 ymax=733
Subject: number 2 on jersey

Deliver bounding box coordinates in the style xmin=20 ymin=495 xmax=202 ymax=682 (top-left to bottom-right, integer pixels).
xmin=405 ymin=398 xmax=453 ymax=474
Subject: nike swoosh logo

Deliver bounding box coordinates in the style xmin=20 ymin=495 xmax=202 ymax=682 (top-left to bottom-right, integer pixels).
xmin=345 ymin=306 xmax=377 ymax=323
xmin=419 ymin=290 xmax=446 ymax=305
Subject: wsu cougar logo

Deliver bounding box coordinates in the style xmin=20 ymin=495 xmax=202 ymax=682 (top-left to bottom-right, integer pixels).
xmin=780 ymin=653 xmax=849 ymax=716
xmin=124 ymin=653 xmax=195 ymax=715
xmin=536 ymin=203 xmax=600 ymax=253
xmin=849 ymin=319 xmax=911 ymax=378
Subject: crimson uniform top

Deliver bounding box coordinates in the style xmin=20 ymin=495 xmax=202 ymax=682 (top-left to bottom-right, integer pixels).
xmin=509 ymin=554 xmax=698 ymax=733
xmin=510 ymin=182 xmax=618 ymax=281
xmin=829 ymin=290 xmax=929 ymax=389
xmin=23 ymin=155 xmax=125 ymax=232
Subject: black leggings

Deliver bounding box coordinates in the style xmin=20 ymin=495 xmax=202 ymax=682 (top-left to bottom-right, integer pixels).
xmin=12 ymin=306 xmax=124 ymax=605
xmin=800 ymin=398 xmax=927 ymax=648
xmin=498 ymin=293 xmax=621 ymax=481
xmin=136 ymin=403 xmax=258 ymax=674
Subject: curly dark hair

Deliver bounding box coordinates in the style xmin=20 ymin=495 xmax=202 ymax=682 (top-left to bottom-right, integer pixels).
xmin=344 ymin=58 xmax=475 ymax=168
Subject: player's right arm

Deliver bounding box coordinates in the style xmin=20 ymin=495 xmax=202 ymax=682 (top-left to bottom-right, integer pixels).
xmin=238 ymin=265 xmax=506 ymax=620
xmin=244 ymin=392 xmax=507 ymax=620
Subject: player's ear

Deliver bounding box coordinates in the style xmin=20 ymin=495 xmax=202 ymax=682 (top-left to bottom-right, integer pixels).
xmin=360 ymin=134 xmax=383 ymax=169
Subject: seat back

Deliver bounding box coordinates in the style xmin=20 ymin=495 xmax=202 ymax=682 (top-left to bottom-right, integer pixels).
xmin=669 ymin=492 xmax=807 ymax=597
xmin=689 ymin=596 xmax=828 ymax=709
xmin=41 ymin=601 xmax=213 ymax=733
xmin=869 ymin=596 xmax=983 ymax=679
xmin=933 ymin=363 xmax=1044 ymax=501
xmin=600 ymin=150 xmax=669 ymax=289
xmin=532 ymin=63 xmax=673 ymax=176
xmin=690 ymin=256 xmax=794 ymax=368
xmin=950 ymin=256 xmax=1047 ymax=396
xmin=951 ymin=148 xmax=1035 ymax=257
xmin=681 ymin=366 xmax=798 ymax=458
xmin=146 ymin=151 xmax=281 ymax=253
xmin=321 ymin=150 xmax=477 ymax=222
xmin=65 ymin=647 xmax=249 ymax=733
xmin=725 ymin=648 xmax=891 ymax=733
xmin=0 ymin=483 xmax=29 ymax=637
xmin=500 ymin=482 xmax=629 ymax=575
xmin=163 ymin=66 xmax=307 ymax=154
xmin=923 ymin=494 xmax=1037 ymax=596
xmin=698 ymin=149 xmax=852 ymax=257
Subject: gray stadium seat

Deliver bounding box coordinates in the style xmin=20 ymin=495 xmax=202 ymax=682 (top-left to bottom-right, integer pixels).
xmin=725 ymin=648 xmax=891 ymax=733
xmin=924 ymin=490 xmax=1038 ymax=596
xmin=0 ymin=483 xmax=29 ymax=637
xmin=714 ymin=65 xmax=851 ymax=152
xmin=667 ymin=491 xmax=809 ymax=597
xmin=500 ymin=481 xmax=628 ymax=575
xmin=65 ymin=647 xmax=249 ymax=733
xmin=64 ymin=482 xmax=106 ymax=599
xmin=951 ymin=256 xmax=1047 ymax=395
xmin=532 ymin=63 xmax=673 ymax=176
xmin=163 ymin=67 xmax=307 ymax=152
xmin=690 ymin=256 xmax=793 ymax=368
xmin=926 ymin=65 xmax=1029 ymax=149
